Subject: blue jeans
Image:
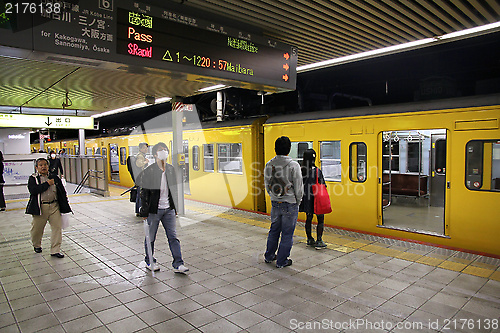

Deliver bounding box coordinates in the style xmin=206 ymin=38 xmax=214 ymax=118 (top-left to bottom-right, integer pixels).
xmin=144 ymin=208 xmax=184 ymax=269
xmin=265 ymin=202 xmax=299 ymax=266
xmin=135 ymin=187 xmax=141 ymax=214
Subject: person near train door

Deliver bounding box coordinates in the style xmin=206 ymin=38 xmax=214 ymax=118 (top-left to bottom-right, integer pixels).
xmin=136 ymin=142 xmax=189 ymax=274
xmin=300 ymin=149 xmax=328 ymax=249
xmin=26 ymin=158 xmax=72 ymax=258
xmin=263 ymin=136 xmax=303 ymax=268
xmin=134 ymin=142 xmax=149 ymax=216
xmin=0 ymin=151 xmax=6 ymax=211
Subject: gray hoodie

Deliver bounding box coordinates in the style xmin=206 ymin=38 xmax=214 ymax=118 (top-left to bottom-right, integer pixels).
xmin=264 ymin=155 xmax=304 ymax=204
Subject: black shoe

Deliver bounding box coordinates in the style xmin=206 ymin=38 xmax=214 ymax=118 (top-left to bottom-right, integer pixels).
xmin=264 ymin=254 xmax=277 ymax=263
xmin=276 ymin=258 xmax=292 ymax=268
xmin=51 ymin=253 xmax=64 ymax=258
xmin=34 ymin=247 xmax=42 ymax=253
xmin=306 ymin=238 xmax=316 ymax=246
xmin=0 ymin=208 xmax=5 ymax=211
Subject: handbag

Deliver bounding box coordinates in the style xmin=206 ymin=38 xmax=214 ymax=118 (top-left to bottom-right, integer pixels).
xmin=61 ymin=213 xmax=70 ymax=229
xmin=312 ymin=168 xmax=332 ymax=215
xmin=130 ymin=188 xmax=137 ymax=202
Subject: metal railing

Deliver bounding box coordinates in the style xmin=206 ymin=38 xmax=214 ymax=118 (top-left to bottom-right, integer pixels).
xmin=61 ymin=155 xmax=109 ymax=196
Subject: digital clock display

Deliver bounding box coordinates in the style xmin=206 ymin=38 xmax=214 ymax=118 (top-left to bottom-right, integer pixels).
xmin=116 ymin=8 xmax=296 ymax=89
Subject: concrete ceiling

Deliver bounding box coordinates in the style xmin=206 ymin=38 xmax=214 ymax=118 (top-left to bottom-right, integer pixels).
xmin=1 ymin=0 xmax=499 ymax=117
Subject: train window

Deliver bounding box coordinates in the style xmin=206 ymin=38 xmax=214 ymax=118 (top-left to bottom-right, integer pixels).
xmin=120 ymin=147 xmax=127 ymax=165
xmin=192 ymin=146 xmax=200 ymax=171
xmin=290 ymin=141 xmax=313 ymax=164
xmin=96 ymin=148 xmax=101 ymax=155
xmin=382 ymin=133 xmax=400 ymax=172
xmin=129 ymin=145 xmax=139 ymax=156
xmin=407 ymin=142 xmax=422 ymax=173
xmin=203 ymin=144 xmax=214 ymax=172
xmin=320 ymin=141 xmax=341 ymax=181
xmin=218 ymin=143 xmax=242 ymax=174
xmin=435 ymin=139 xmax=446 ymax=175
xmin=349 ymin=142 xmax=367 ymax=182
xmin=86 ymin=148 xmax=93 ymax=155
xmin=466 ymin=140 xmax=500 ymax=191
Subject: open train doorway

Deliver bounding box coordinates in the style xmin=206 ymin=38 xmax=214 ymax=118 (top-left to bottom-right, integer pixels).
xmin=109 ymin=143 xmax=120 ymax=182
xmin=381 ymin=129 xmax=446 ymax=235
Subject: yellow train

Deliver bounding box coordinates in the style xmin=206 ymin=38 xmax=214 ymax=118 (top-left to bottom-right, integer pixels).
xmin=33 ymin=94 xmax=500 ymax=256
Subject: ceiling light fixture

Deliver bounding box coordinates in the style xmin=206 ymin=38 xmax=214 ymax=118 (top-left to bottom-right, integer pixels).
xmin=297 ymin=21 xmax=500 ymax=73
xmin=92 ymin=97 xmax=172 ymax=118
xmin=198 ymin=84 xmax=226 ymax=92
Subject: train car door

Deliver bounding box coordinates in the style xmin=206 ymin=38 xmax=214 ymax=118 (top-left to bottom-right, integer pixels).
xmin=109 ymin=143 xmax=120 ymax=182
xmin=183 ymin=140 xmax=190 ymax=195
xmin=430 ymin=134 xmax=446 ymax=207
xmin=381 ymin=130 xmax=445 ymax=235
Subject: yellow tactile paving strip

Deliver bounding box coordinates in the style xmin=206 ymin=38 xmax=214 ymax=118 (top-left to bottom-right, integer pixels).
xmin=185 ymin=202 xmax=500 ymax=281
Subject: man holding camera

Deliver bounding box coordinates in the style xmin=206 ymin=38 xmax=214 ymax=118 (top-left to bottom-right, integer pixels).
xmin=26 ymin=158 xmax=72 ymax=258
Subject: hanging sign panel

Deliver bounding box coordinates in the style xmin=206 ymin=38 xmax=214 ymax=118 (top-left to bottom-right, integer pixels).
xmin=0 ymin=113 xmax=95 ymax=129
xmin=114 ymin=6 xmax=297 ymax=89
xmin=0 ymin=0 xmax=297 ymax=91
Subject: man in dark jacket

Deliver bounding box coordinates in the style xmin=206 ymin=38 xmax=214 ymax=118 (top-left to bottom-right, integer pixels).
xmin=136 ymin=142 xmax=188 ymax=274
xmin=48 ymin=150 xmax=64 ymax=178
xmin=26 ymin=158 xmax=72 ymax=258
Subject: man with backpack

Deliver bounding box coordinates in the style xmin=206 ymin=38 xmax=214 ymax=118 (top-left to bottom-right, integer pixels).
xmin=127 ymin=143 xmax=149 ymax=216
xmin=263 ymin=136 xmax=303 ymax=268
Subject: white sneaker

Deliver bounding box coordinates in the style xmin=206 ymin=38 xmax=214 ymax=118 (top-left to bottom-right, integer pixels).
xmin=146 ymin=262 xmax=160 ymax=272
xmin=173 ymin=265 xmax=189 ymax=274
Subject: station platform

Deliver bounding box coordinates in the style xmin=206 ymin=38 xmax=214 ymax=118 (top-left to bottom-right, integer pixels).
xmin=0 ymin=185 xmax=499 ymax=332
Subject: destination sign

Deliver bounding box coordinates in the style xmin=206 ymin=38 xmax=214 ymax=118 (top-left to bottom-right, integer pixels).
xmin=0 ymin=113 xmax=94 ymax=129
xmin=115 ymin=7 xmax=296 ymax=89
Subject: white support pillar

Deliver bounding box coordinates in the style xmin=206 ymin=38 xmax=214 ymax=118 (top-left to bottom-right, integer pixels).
xmin=39 ymin=131 xmax=45 ymax=152
xmin=78 ymin=129 xmax=85 ymax=156
xmin=216 ymin=91 xmax=223 ymax=122
xmin=171 ymin=96 xmax=185 ymax=215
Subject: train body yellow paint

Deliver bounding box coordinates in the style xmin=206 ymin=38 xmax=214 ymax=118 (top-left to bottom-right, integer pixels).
xmin=264 ymin=95 xmax=500 ymax=256
xmin=33 ymin=95 xmax=500 ymax=256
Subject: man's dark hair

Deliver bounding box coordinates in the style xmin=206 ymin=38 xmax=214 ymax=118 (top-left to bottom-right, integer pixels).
xmin=152 ymin=142 xmax=168 ymax=156
xmin=275 ymin=136 xmax=291 ymax=155
xmin=139 ymin=142 xmax=148 ymax=149
xmin=36 ymin=157 xmax=49 ymax=166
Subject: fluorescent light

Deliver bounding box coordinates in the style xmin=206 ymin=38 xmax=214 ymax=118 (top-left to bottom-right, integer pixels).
xmin=8 ymin=134 xmax=26 ymax=139
xmin=298 ymin=39 xmax=433 ymax=72
xmin=298 ymin=21 xmax=500 ymax=72
xmin=198 ymin=84 xmax=226 ymax=92
xmin=92 ymin=97 xmax=172 ymax=118
xmin=92 ymin=103 xmax=147 ymax=118
xmin=156 ymin=97 xmax=172 ymax=103
xmin=438 ymin=21 xmax=500 ymax=40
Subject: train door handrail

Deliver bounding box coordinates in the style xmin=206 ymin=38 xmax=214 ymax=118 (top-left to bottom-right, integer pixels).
xmin=382 ymin=131 xmax=393 ymax=209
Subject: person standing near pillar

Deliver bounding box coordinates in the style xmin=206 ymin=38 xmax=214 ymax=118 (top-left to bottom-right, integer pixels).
xmin=136 ymin=142 xmax=189 ymax=274
xmin=0 ymin=151 xmax=5 ymax=211
xmin=26 ymin=158 xmax=72 ymax=258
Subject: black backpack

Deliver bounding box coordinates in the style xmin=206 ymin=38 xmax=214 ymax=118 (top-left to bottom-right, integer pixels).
xmin=127 ymin=155 xmax=138 ymax=182
xmin=269 ymin=162 xmax=291 ymax=197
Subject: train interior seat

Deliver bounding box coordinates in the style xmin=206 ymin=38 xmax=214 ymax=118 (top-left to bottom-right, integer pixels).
xmin=382 ymin=174 xmax=428 ymax=196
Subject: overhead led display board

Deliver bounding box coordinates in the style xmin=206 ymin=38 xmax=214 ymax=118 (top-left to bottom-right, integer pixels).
xmin=0 ymin=113 xmax=95 ymax=129
xmin=0 ymin=0 xmax=297 ymax=91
